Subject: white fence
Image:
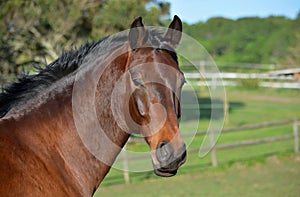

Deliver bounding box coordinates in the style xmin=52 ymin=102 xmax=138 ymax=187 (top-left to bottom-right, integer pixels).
xmin=180 ymin=61 xmax=300 ymax=89
xmin=185 ymin=72 xmax=296 ymax=80
xmin=188 ymin=80 xmax=300 ymax=89
xmin=184 ymin=71 xmax=300 ymax=89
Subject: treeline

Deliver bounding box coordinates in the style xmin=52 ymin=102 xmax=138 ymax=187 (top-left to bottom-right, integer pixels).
xmin=0 ymin=0 xmax=299 ymax=81
xmin=184 ymin=15 xmax=300 ymax=66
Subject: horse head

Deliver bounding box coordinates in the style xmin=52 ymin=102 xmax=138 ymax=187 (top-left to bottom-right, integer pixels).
xmin=126 ymin=16 xmax=186 ymax=177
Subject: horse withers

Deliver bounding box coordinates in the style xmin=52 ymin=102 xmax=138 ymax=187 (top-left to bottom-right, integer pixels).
xmin=0 ymin=16 xmax=186 ymax=196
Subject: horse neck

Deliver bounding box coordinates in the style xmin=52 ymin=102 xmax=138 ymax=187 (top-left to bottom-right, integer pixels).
xmin=7 ymin=73 xmax=129 ymax=195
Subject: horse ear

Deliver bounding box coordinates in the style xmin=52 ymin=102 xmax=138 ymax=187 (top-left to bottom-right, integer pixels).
xmin=129 ymin=17 xmax=148 ymax=50
xmin=164 ymin=15 xmax=182 ymax=48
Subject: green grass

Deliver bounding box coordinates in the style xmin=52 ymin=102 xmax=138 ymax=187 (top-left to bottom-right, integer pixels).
xmin=95 ymin=155 xmax=300 ymax=197
xmin=96 ymin=87 xmax=300 ymax=190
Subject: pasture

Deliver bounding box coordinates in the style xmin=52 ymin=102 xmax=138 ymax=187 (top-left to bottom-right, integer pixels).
xmin=95 ymin=155 xmax=300 ymax=197
xmin=95 ymin=86 xmax=300 ymax=195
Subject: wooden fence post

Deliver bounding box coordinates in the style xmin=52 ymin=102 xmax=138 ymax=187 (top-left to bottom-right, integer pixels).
xmin=224 ymin=92 xmax=229 ymax=125
xmin=293 ymin=119 xmax=299 ymax=153
xmin=122 ymin=149 xmax=130 ymax=184
xmin=199 ymin=60 xmax=205 ymax=95
xmin=209 ymin=130 xmax=218 ymax=167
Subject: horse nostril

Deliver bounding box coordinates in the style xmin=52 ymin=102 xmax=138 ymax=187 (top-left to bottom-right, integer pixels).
xmin=156 ymin=142 xmax=173 ymax=162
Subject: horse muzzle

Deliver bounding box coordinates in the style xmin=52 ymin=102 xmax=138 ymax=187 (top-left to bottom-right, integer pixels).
xmin=153 ymin=142 xmax=187 ymax=177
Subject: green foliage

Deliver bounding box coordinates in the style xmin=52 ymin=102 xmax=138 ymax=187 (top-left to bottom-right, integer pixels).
xmin=284 ymin=32 xmax=300 ymax=66
xmin=0 ymin=0 xmax=170 ymax=81
xmin=184 ymin=15 xmax=300 ymax=65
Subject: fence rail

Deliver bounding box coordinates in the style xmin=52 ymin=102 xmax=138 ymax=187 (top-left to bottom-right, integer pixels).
xmin=187 ymin=80 xmax=300 ymax=89
xmin=185 ymin=72 xmax=295 ymax=80
xmin=184 ymin=71 xmax=300 ymax=89
xmin=120 ymin=118 xmax=299 ymax=184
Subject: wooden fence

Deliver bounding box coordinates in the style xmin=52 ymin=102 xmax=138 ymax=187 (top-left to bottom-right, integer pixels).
xmin=118 ymin=118 xmax=299 ymax=184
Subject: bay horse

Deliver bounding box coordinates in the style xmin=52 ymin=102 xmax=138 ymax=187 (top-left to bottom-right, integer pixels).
xmin=0 ymin=16 xmax=186 ymax=196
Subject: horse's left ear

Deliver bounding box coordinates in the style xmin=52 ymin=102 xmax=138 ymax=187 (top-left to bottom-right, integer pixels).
xmin=165 ymin=15 xmax=182 ymax=48
xmin=129 ymin=16 xmax=148 ymax=50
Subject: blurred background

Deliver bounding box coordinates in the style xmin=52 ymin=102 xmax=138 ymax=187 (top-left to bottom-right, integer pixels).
xmin=1 ymin=0 xmax=299 ymax=196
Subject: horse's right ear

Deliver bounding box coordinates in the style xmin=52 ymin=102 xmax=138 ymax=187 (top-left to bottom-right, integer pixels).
xmin=129 ymin=17 xmax=148 ymax=50
xmin=164 ymin=15 xmax=182 ymax=48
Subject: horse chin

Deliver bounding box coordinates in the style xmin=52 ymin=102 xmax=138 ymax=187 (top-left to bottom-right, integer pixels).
xmin=154 ymin=168 xmax=178 ymax=177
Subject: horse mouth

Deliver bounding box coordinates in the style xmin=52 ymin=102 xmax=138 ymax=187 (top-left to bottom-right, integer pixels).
xmin=153 ymin=150 xmax=187 ymax=177
xmin=154 ymin=168 xmax=178 ymax=177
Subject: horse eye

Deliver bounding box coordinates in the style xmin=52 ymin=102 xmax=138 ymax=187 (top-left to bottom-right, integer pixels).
xmin=179 ymin=79 xmax=186 ymax=88
xmin=133 ymin=78 xmax=144 ymax=87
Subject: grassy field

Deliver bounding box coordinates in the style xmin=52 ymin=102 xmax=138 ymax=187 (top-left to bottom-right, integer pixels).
xmin=95 ymin=86 xmax=300 ymax=193
xmin=95 ymin=155 xmax=300 ymax=197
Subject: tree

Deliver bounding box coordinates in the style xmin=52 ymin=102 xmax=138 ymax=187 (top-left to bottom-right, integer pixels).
xmin=0 ymin=0 xmax=170 ymax=81
xmin=183 ymin=16 xmax=296 ymax=65
xmin=283 ymin=33 xmax=300 ymax=67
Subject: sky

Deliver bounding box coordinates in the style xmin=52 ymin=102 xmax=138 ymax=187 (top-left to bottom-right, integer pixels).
xmin=166 ymin=0 xmax=300 ymax=24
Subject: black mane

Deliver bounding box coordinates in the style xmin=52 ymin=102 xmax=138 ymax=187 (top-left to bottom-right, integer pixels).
xmin=0 ymin=39 xmax=104 ymax=118
xmin=0 ymin=29 xmax=177 ymax=118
